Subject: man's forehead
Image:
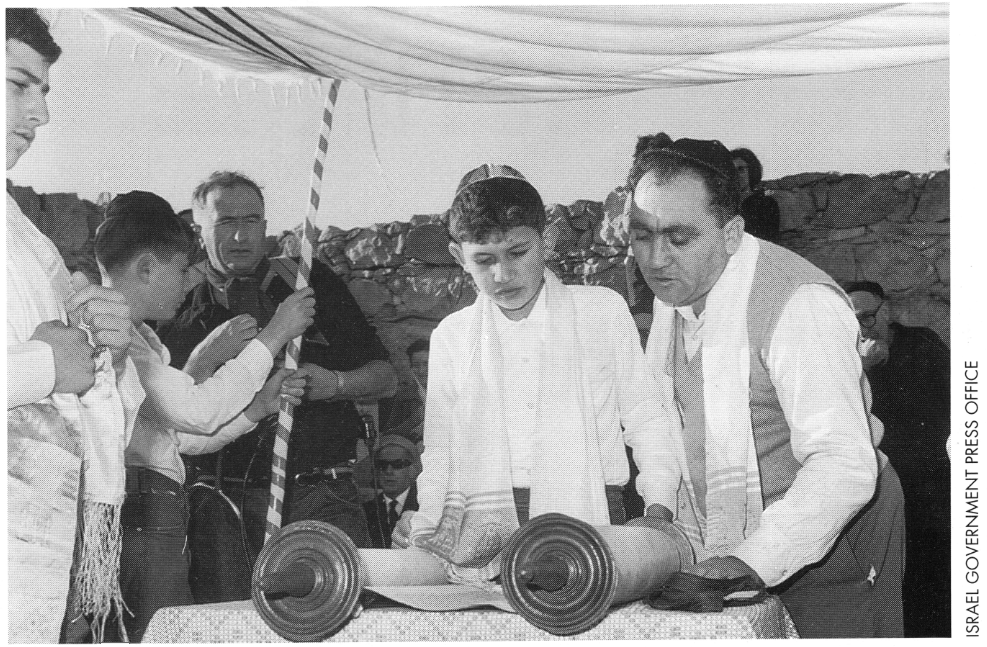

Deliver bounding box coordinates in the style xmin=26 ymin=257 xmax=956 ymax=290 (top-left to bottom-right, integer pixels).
xmin=378 ymin=445 xmax=412 ymax=461
xmin=630 ymin=174 xmax=714 ymax=229
xmin=207 ymin=185 xmax=264 ymax=213
xmin=464 ymin=225 xmax=541 ymax=249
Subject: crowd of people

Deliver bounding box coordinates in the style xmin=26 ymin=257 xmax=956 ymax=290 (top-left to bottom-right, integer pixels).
xmin=8 ymin=9 xmax=950 ymax=643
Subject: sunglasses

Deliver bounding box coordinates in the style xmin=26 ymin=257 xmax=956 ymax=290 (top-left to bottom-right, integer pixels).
xmin=376 ymin=459 xmax=413 ymax=471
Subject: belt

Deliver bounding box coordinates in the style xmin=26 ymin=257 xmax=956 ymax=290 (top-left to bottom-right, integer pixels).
xmin=294 ymin=465 xmax=355 ymax=487
xmin=125 ymin=467 xmax=184 ymax=498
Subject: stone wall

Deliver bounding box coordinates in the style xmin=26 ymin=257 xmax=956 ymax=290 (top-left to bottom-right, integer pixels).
xmin=9 ymin=168 xmax=949 ymax=401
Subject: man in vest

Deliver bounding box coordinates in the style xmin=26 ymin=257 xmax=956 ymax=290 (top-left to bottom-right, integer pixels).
xmin=627 ymin=137 xmax=904 ymax=638
xmin=157 ymin=171 xmax=396 ymax=600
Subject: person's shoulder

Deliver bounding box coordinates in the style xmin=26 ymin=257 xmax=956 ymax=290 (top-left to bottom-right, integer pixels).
xmin=566 ymin=283 xmax=627 ymax=307
xmin=434 ymin=301 xmax=479 ymax=334
xmin=893 ymin=322 xmax=948 ymax=352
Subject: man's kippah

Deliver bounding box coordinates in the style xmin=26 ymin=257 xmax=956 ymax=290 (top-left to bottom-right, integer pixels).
xmin=455 ymin=163 xmax=531 ymax=198
xmin=104 ymin=190 xmax=177 ymax=221
xmin=657 ymin=138 xmax=738 ymax=184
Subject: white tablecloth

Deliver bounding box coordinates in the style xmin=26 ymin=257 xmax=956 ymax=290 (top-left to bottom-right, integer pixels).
xmin=142 ymin=596 xmax=799 ymax=642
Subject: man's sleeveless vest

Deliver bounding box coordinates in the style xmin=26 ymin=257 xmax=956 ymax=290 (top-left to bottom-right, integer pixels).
xmin=674 ymin=240 xmax=844 ymax=512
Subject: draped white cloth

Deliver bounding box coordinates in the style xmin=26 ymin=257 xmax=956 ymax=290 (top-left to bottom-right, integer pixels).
xmin=84 ymin=4 xmax=948 ymax=103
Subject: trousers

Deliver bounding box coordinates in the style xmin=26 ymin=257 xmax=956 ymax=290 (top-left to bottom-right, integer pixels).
xmin=187 ymin=475 xmax=371 ymax=604
xmin=116 ymin=468 xmax=193 ymax=642
xmin=773 ymin=464 xmax=905 ymax=638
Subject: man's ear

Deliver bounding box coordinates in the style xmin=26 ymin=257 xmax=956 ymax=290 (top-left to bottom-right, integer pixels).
xmin=542 ymin=223 xmax=559 ymax=255
xmin=448 ymin=241 xmax=465 ymax=268
xmin=723 ymin=215 xmax=745 ymax=255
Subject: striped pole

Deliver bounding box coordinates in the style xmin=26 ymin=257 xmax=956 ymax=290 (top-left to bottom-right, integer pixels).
xmin=265 ymin=78 xmax=342 ymax=544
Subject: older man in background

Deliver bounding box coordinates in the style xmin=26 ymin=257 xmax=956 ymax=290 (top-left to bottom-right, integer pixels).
xmin=158 ymin=171 xmax=396 ymax=601
xmin=845 ymin=280 xmax=950 ymax=637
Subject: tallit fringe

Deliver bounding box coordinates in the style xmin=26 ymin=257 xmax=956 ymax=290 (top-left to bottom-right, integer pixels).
xmin=75 ymin=501 xmax=129 ymax=643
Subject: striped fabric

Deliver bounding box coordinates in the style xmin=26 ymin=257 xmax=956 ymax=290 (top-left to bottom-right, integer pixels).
xmin=264 ymin=78 xmax=343 ymax=544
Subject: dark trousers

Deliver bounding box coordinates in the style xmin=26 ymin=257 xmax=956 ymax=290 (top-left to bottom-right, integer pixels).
xmin=187 ymin=475 xmax=370 ymax=604
xmin=117 ymin=469 xmax=193 ymax=642
xmin=774 ymin=464 xmax=905 ymax=638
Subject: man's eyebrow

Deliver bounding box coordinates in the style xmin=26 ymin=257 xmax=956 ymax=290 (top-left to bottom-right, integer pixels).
xmin=657 ymin=224 xmax=702 ymax=236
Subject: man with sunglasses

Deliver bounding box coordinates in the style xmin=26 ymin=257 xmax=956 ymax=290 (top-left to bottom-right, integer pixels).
xmin=845 ymin=280 xmax=951 ymax=637
xmin=364 ymin=435 xmax=420 ymax=548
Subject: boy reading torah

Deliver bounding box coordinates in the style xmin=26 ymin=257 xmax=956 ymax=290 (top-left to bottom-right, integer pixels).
xmin=394 ymin=164 xmax=678 ymax=581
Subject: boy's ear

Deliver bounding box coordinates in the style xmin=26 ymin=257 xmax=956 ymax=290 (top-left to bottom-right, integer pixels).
xmin=133 ymin=252 xmax=156 ymax=284
xmin=543 ymin=223 xmax=560 ymax=254
xmin=448 ymin=241 xmax=465 ymax=267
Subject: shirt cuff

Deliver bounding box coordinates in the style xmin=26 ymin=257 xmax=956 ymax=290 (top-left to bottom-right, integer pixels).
xmin=730 ymin=530 xmax=795 ymax=587
xmin=7 ymin=340 xmax=56 ymax=407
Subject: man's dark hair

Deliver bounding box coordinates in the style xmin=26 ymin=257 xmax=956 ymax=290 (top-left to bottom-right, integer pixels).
xmin=448 ymin=177 xmax=546 ymax=244
xmin=730 ymin=147 xmax=763 ymax=189
xmin=192 ymin=170 xmax=265 ymax=208
xmin=6 ymin=8 xmax=61 ymax=64
xmin=96 ymin=191 xmax=198 ymax=272
xmin=406 ymin=339 xmax=429 ymax=359
xmin=626 ymin=144 xmax=740 ymax=228
xmin=842 ymin=280 xmax=886 ymax=300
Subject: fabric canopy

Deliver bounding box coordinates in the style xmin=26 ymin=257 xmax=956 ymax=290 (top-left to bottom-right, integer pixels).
xmin=87 ymin=4 xmax=948 ymax=103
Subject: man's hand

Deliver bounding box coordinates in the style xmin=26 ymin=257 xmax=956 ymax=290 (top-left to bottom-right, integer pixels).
xmin=858 ymin=337 xmax=890 ymax=371
xmin=30 ymin=320 xmax=97 ymax=394
xmin=256 ymin=287 xmax=316 ymax=356
xmin=64 ymin=276 xmax=133 ymax=368
xmin=682 ymin=556 xmax=764 ymax=585
xmin=296 ymin=363 xmax=341 ymax=402
xmin=244 ymin=368 xmax=308 ymax=422
xmin=185 ymin=314 xmax=259 ymax=382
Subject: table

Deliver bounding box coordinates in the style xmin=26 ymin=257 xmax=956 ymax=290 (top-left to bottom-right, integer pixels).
xmin=142 ymin=596 xmax=799 ymax=642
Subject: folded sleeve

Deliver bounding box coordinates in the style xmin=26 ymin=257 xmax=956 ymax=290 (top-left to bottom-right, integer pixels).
xmin=139 ymin=338 xmax=273 ymax=435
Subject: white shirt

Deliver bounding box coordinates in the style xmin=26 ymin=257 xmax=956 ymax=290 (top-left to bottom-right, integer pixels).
xmin=421 ymin=284 xmax=679 ymax=518
xmin=383 ymin=487 xmax=411 ymax=516
xmin=673 ymin=283 xmax=877 ymax=586
xmin=126 ymin=322 xmax=273 ymax=485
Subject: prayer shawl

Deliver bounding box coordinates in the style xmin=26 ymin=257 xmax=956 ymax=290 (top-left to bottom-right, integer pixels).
xmin=409 ymin=270 xmax=610 ymax=582
xmin=7 ymin=194 xmax=141 ymax=642
xmin=645 ymin=234 xmax=765 ymax=561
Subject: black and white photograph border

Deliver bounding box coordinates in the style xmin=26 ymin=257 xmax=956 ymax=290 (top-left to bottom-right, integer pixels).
xmin=5 ymin=0 xmax=978 ymax=642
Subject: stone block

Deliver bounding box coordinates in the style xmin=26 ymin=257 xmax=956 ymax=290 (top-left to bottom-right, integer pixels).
xmin=345 ymin=227 xmax=406 ymax=269
xmin=546 ymin=205 xmax=579 ymax=255
xmin=823 ymin=175 xmax=916 ymax=228
xmin=404 ymin=223 xmax=456 ymax=265
xmin=347 ymin=278 xmax=393 ymax=319
xmin=801 ymin=243 xmax=857 ymax=283
xmin=933 ymin=248 xmax=949 ymax=285
xmin=892 ymin=295 xmax=950 ymax=346
xmin=772 ymin=189 xmax=816 ymax=232
xmin=771 ymin=172 xmax=840 ymax=190
xmin=856 ymin=240 xmax=936 ymax=293
xmin=912 ymin=170 xmax=949 ymax=222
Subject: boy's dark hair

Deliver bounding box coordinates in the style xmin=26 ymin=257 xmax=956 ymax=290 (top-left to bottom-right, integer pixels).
xmin=626 ymin=137 xmax=740 ymax=227
xmin=191 ymin=170 xmax=264 ymax=208
xmin=96 ymin=191 xmax=198 ymax=272
xmin=730 ymin=147 xmax=763 ymax=189
xmin=6 ymin=8 xmax=61 ymax=64
xmin=406 ymin=338 xmax=429 ymax=359
xmin=448 ymin=177 xmax=546 ymax=244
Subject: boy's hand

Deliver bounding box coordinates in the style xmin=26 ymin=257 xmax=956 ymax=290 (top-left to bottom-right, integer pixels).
xmin=244 ymin=368 xmax=307 ymax=422
xmin=256 ymin=288 xmax=316 ymax=356
xmin=193 ymin=314 xmax=259 ymax=373
xmin=64 ymin=275 xmax=133 ymax=367
xmin=30 ymin=320 xmax=97 ymax=394
xmin=391 ymin=511 xmax=415 ymax=549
